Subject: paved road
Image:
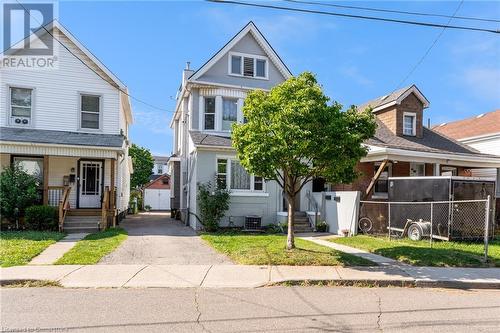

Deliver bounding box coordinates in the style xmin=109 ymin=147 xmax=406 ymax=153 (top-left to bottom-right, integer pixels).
xmin=99 ymin=212 xmax=232 ymax=265
xmin=1 ymin=287 xmax=499 ymax=332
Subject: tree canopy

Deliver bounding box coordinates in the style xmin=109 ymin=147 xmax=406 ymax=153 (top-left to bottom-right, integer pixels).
xmin=232 ymin=72 xmax=376 ymax=249
xmin=129 ymin=144 xmax=154 ymax=189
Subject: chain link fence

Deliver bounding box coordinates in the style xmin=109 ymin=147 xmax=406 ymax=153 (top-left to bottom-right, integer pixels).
xmin=358 ymin=196 xmax=494 ymax=261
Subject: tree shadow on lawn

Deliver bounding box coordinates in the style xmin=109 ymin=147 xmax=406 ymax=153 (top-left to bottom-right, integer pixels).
xmin=374 ymin=246 xmax=491 ymax=267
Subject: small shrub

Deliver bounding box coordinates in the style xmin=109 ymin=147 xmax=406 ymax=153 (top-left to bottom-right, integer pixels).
xmin=0 ymin=164 xmax=39 ymax=227
xmin=144 ymin=205 xmax=151 ymax=211
xmin=316 ymin=220 xmax=329 ymax=233
xmin=25 ymin=205 xmax=58 ymax=231
xmin=197 ymin=181 xmax=230 ymax=232
xmin=265 ymin=224 xmax=282 ymax=234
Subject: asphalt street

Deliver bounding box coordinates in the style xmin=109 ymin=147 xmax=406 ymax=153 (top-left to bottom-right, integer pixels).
xmin=1 ymin=286 xmax=499 ymax=332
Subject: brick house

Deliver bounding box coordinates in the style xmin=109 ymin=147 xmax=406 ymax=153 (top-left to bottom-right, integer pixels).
xmin=328 ymin=85 xmax=500 ymax=200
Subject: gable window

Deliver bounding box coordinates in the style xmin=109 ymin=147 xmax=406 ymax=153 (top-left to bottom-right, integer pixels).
xmin=204 ymin=97 xmax=216 ymax=130
xmin=230 ymin=55 xmax=242 ymax=75
xmin=222 ymin=98 xmax=238 ymax=131
xmin=80 ymin=94 xmax=100 ymax=129
xmin=403 ymin=112 xmax=416 ymax=136
xmin=10 ymin=87 xmax=32 ymax=121
xmin=228 ymin=52 xmax=268 ymax=79
xmin=217 ymin=158 xmax=264 ymax=192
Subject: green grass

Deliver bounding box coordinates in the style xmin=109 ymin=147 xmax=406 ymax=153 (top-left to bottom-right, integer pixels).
xmin=201 ymin=232 xmax=374 ymax=266
xmin=0 ymin=231 xmax=66 ymax=267
xmin=330 ymin=235 xmax=500 ymax=267
xmin=55 ymin=228 xmax=127 ymax=265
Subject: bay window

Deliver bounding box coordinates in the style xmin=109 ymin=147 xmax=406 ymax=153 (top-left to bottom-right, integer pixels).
xmin=222 ymin=98 xmax=238 ymax=131
xmin=216 ymin=158 xmax=264 ymax=191
xmin=204 ymin=97 xmax=216 ymax=130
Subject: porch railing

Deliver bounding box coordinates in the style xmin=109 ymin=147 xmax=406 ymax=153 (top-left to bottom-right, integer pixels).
xmin=58 ymin=186 xmax=71 ymax=232
xmin=48 ymin=186 xmax=65 ymax=207
xmin=306 ymin=190 xmax=319 ymax=230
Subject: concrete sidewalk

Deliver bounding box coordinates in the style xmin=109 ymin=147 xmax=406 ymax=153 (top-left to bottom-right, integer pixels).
xmin=28 ymin=233 xmax=88 ymax=265
xmin=1 ymin=264 xmax=499 ymax=289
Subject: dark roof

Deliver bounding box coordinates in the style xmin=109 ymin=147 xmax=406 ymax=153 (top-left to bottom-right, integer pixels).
xmin=366 ymin=119 xmax=493 ymax=157
xmin=0 ymin=127 xmax=124 ymax=148
xmin=153 ymin=155 xmax=170 ymax=163
xmin=357 ymin=85 xmax=428 ymax=112
xmin=189 ymin=131 xmax=232 ymax=148
xmin=149 ymin=174 xmax=162 ymax=182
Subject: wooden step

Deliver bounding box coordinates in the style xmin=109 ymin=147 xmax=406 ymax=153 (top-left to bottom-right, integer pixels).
xmin=67 ymin=209 xmax=101 ymax=216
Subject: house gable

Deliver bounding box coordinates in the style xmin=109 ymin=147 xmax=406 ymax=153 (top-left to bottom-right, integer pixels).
xmin=190 ymin=22 xmax=291 ymax=90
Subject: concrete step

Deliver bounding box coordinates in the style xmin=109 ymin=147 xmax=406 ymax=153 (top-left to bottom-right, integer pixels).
xmin=63 ymin=226 xmax=98 ymax=234
xmin=65 ymin=216 xmax=100 ymax=222
xmin=67 ymin=209 xmax=101 ymax=216
xmin=64 ymin=221 xmax=99 ymax=228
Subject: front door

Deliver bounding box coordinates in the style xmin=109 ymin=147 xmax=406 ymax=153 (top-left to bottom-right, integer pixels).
xmin=79 ymin=161 xmax=102 ymax=208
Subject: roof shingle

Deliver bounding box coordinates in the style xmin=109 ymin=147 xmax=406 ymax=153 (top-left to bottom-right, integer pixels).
xmin=432 ymin=110 xmax=500 ymax=140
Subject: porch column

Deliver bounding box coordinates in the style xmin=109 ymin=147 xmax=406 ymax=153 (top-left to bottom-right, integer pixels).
xmin=42 ymin=156 xmax=49 ymax=205
xmin=110 ymin=158 xmax=116 ymax=227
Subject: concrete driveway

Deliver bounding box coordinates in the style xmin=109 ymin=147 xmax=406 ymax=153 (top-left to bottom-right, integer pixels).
xmin=99 ymin=212 xmax=232 ymax=265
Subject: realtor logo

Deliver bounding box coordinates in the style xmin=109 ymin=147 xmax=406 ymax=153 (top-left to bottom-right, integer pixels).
xmin=1 ymin=1 xmax=58 ymax=69
xmin=3 ymin=2 xmax=54 ymax=55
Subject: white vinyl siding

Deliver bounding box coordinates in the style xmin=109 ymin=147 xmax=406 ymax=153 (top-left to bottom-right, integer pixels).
xmin=0 ymin=29 xmax=121 ymax=134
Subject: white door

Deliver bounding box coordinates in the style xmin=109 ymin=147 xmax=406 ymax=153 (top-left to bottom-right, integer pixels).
xmin=79 ymin=161 xmax=102 ymax=208
xmin=144 ymin=189 xmax=171 ymax=210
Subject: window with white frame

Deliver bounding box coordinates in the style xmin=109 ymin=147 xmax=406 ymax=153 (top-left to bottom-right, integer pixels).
xmin=204 ymin=97 xmax=216 ymax=130
xmin=222 ymin=98 xmax=238 ymax=131
xmin=10 ymin=87 xmax=32 ymax=119
xmin=80 ymin=94 xmax=100 ymax=129
xmin=229 ymin=52 xmax=267 ymax=79
xmin=410 ymin=162 xmax=425 ymax=177
xmin=216 ymin=158 xmax=264 ymax=191
xmin=403 ymin=112 xmax=416 ymax=136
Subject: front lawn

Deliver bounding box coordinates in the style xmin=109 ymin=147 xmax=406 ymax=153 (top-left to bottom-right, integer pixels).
xmin=55 ymin=228 xmax=127 ymax=265
xmin=201 ymin=233 xmax=374 ymax=266
xmin=330 ymin=235 xmax=500 ymax=267
xmin=0 ymin=231 xmax=66 ymax=267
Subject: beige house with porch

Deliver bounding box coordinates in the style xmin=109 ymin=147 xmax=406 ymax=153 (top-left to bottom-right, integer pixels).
xmin=0 ymin=21 xmax=133 ymax=232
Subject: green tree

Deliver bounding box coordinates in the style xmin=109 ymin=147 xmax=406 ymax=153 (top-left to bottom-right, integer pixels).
xmin=232 ymin=72 xmax=376 ymax=250
xmin=0 ymin=164 xmax=39 ymax=224
xmin=129 ymin=144 xmax=154 ymax=188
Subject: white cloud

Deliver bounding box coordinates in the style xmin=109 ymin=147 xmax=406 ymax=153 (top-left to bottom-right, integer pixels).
xmin=133 ymin=109 xmax=171 ymax=135
xmin=338 ymin=65 xmax=372 ymax=87
xmin=462 ymin=67 xmax=500 ymax=102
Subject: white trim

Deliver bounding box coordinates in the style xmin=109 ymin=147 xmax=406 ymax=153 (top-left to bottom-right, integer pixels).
xmin=7 ymin=85 xmax=36 ymax=128
xmin=78 ymin=92 xmax=103 ymax=132
xmin=228 ymin=51 xmax=269 ymax=80
xmin=371 ymin=85 xmax=430 ymax=113
xmin=189 ymin=22 xmax=292 ymax=82
xmin=459 ymin=132 xmax=500 ymax=143
xmin=403 ymin=112 xmax=417 ymax=136
xmin=230 ymin=192 xmax=269 ymax=197
xmin=0 ymin=140 xmax=123 ymax=151
xmin=216 ymin=156 xmax=266 ymax=193
xmin=191 ymin=80 xmax=270 ymax=92
xmin=363 ymin=145 xmax=500 ymax=168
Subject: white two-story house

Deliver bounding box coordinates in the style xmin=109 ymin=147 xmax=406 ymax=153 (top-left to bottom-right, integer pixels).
xmin=0 ymin=21 xmax=133 ymax=233
xmin=169 ymin=22 xmax=306 ymax=230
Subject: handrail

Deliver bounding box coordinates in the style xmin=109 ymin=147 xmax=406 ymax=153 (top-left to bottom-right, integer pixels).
xmin=305 ymin=190 xmax=319 ymax=230
xmin=58 ymin=186 xmax=71 ymax=232
xmin=101 ymin=186 xmax=110 ymax=230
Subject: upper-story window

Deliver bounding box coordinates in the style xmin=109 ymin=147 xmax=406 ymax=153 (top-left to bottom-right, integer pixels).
xmin=10 ymin=87 xmax=32 ymax=125
xmin=204 ymin=97 xmax=216 ymax=130
xmin=403 ymin=112 xmax=416 ymax=136
xmin=222 ymin=98 xmax=238 ymax=131
xmin=229 ymin=52 xmax=268 ymax=79
xmin=80 ymin=94 xmax=101 ymax=130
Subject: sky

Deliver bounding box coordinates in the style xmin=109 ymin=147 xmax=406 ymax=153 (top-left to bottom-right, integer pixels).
xmin=52 ymin=1 xmax=500 ymax=156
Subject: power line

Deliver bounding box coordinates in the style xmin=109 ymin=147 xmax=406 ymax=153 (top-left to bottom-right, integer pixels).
xmin=394 ymin=0 xmax=465 ymax=90
xmin=207 ymin=0 xmax=499 ymax=34
xmin=284 ymin=0 xmax=500 ymax=23
xmin=13 ymin=0 xmax=174 ymax=114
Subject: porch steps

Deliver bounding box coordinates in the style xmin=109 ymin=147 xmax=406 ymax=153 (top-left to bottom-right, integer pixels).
xmin=294 ymin=212 xmax=313 ymax=233
xmin=67 ymin=209 xmax=101 ymax=216
xmin=63 ymin=215 xmax=100 ymax=234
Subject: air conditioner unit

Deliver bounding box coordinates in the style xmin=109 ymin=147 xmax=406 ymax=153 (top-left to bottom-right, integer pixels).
xmin=11 ymin=117 xmax=30 ymax=126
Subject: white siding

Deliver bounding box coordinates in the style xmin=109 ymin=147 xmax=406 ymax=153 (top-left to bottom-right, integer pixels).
xmin=0 ymin=28 xmax=121 ymax=134
xmin=463 ymin=137 xmax=500 ymax=156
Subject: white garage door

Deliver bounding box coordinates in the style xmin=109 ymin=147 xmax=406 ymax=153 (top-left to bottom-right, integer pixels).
xmin=144 ymin=189 xmax=171 ymax=210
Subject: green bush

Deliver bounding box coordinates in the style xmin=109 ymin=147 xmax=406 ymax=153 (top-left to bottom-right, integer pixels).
xmin=25 ymin=205 xmax=58 ymax=231
xmin=0 ymin=164 xmax=39 ymax=227
xmin=315 ymin=220 xmax=329 ymax=233
xmin=197 ymin=181 xmax=230 ymax=232
xmin=265 ymin=224 xmax=282 ymax=234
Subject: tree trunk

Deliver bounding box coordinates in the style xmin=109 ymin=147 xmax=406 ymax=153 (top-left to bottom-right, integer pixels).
xmin=287 ymin=193 xmax=295 ymax=250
